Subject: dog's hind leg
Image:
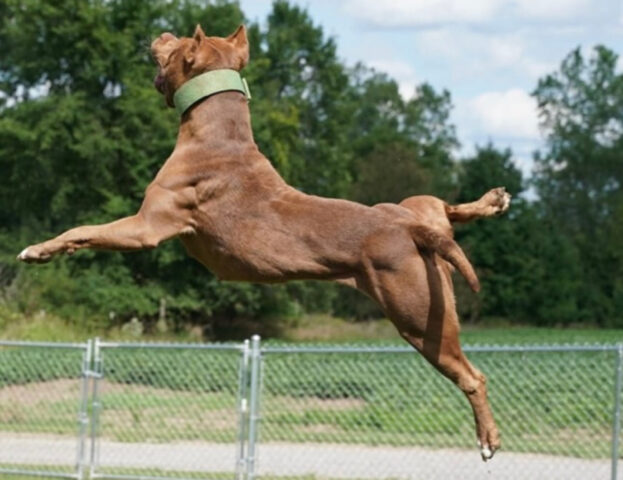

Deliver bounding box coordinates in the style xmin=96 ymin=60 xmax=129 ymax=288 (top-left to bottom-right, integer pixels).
xmin=358 ymin=250 xmax=500 ymax=461
xmin=446 ymin=187 xmax=511 ymax=223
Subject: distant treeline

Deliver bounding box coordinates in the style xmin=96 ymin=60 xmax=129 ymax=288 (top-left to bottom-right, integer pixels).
xmin=0 ymin=1 xmax=621 ymax=336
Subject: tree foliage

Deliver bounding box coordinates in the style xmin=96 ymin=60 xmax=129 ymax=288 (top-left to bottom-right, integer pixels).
xmin=454 ymin=145 xmax=582 ymax=325
xmin=532 ymin=46 xmax=623 ymax=325
xmin=0 ymin=1 xmax=621 ymax=334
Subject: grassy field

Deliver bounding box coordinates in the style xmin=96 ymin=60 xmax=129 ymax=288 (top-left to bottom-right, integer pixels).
xmin=2 ymin=307 xmax=622 ymax=345
xmin=277 ymin=314 xmax=623 ymax=345
xmin=459 ymin=325 xmax=622 ymax=345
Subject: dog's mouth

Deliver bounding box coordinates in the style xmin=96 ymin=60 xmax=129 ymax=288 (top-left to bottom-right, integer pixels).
xmin=154 ymin=71 xmax=166 ymax=93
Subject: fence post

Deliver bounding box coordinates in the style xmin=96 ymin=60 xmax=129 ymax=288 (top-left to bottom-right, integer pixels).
xmin=236 ymin=339 xmax=251 ymax=480
xmin=89 ymin=337 xmax=103 ymax=479
xmin=612 ymin=344 xmax=623 ymax=480
xmin=246 ymin=335 xmax=262 ymax=480
xmin=75 ymin=339 xmax=92 ymax=480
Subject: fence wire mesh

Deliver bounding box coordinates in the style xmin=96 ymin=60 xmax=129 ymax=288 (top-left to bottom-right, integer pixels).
xmin=256 ymin=345 xmax=623 ymax=480
xmin=91 ymin=341 xmax=246 ymax=480
xmin=0 ymin=341 xmax=89 ymax=479
xmin=0 ymin=339 xmax=620 ymax=480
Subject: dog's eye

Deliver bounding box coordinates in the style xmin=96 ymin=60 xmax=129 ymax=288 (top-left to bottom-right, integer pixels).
xmin=162 ymin=52 xmax=175 ymax=68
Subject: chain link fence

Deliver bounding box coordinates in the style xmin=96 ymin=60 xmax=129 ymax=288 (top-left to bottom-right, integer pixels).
xmin=89 ymin=340 xmax=247 ymax=480
xmin=0 ymin=338 xmax=621 ymax=480
xmin=0 ymin=340 xmax=90 ymax=479
xmin=257 ymin=344 xmax=622 ymax=480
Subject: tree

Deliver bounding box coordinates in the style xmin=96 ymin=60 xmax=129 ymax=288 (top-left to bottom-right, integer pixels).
xmin=0 ymin=0 xmax=401 ymax=330
xmin=350 ymin=142 xmax=433 ymax=205
xmin=0 ymin=0 xmax=274 ymax=332
xmin=3 ymin=1 xmax=614 ymax=333
xmin=247 ymin=0 xmax=353 ymax=197
xmin=347 ymin=68 xmax=459 ymax=205
xmin=533 ymin=46 xmax=623 ymax=325
xmin=455 ymin=145 xmax=581 ymax=325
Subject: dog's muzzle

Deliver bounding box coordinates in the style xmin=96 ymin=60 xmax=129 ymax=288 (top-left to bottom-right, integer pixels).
xmin=154 ymin=73 xmax=166 ymax=93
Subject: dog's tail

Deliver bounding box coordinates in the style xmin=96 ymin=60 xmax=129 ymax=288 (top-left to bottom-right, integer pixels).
xmin=409 ymin=225 xmax=480 ymax=292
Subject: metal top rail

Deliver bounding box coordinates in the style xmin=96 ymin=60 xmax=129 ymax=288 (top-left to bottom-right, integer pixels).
xmin=96 ymin=339 xmax=245 ymax=351
xmin=0 ymin=338 xmax=620 ymax=353
xmin=1 ymin=338 xmax=620 ymax=353
xmin=261 ymin=343 xmax=623 ymax=354
xmin=0 ymin=339 xmax=89 ymax=349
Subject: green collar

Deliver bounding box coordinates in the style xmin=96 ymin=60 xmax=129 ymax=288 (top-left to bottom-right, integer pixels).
xmin=173 ymin=69 xmax=251 ymax=116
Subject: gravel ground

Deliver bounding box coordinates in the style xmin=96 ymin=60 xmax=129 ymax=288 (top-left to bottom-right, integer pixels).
xmin=0 ymin=434 xmax=619 ymax=479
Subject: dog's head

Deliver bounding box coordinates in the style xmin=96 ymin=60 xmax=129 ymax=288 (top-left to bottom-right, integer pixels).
xmin=151 ymin=24 xmax=249 ymax=107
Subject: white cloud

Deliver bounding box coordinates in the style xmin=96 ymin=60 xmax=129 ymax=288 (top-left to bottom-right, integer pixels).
xmin=487 ymin=40 xmax=553 ymax=77
xmin=414 ymin=29 xmax=460 ymax=59
xmin=513 ymin=0 xmax=593 ymax=21
xmin=367 ymin=59 xmax=418 ymax=99
xmin=454 ymin=94 xmax=541 ymax=180
xmin=468 ymin=88 xmax=539 ymax=139
xmin=343 ymin=0 xmax=601 ymax=27
xmin=343 ymin=0 xmax=500 ymax=27
xmin=415 ymin=28 xmax=556 ymax=80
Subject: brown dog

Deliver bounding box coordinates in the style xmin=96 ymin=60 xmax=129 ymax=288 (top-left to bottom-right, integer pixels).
xmin=17 ymin=25 xmax=509 ymax=460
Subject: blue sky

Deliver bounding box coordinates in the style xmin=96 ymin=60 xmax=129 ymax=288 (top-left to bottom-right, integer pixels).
xmin=239 ymin=0 xmax=623 ymax=177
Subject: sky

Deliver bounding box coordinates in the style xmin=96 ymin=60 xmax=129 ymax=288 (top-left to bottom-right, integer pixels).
xmin=239 ymin=0 xmax=623 ymax=177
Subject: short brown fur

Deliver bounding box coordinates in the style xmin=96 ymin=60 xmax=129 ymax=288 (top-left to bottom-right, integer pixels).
xmin=18 ymin=24 xmax=510 ymax=460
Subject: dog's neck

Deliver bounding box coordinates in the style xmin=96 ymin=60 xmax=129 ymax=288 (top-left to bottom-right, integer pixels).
xmin=175 ymin=91 xmax=255 ymax=150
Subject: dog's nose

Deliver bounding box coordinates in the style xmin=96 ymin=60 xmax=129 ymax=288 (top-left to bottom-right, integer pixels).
xmin=151 ymin=32 xmax=177 ymax=53
xmin=158 ymin=32 xmax=177 ymax=43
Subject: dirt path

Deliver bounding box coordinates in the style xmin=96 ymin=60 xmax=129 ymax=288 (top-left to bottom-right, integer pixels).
xmin=0 ymin=434 xmax=618 ymax=479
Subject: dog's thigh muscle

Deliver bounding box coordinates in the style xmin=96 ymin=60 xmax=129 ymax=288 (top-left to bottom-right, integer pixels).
xmin=398 ymin=196 xmax=453 ymax=237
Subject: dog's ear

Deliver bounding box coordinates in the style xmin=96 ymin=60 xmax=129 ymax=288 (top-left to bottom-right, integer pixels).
xmin=184 ymin=24 xmax=205 ymax=65
xmin=226 ymin=25 xmax=249 ymax=70
xmin=193 ymin=24 xmax=206 ymax=43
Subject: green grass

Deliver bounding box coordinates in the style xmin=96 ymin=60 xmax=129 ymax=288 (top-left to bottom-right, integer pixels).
xmin=1 ymin=306 xmax=621 ymax=346
xmin=0 ymin=305 xmax=204 ymax=343
xmin=459 ymin=324 xmax=623 ymax=345
xmin=275 ymin=314 xmax=623 ymax=345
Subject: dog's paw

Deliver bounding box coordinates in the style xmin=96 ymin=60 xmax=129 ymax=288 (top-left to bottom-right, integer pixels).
xmin=477 ymin=427 xmax=501 ymax=462
xmin=482 ymin=187 xmax=511 ymax=216
xmin=17 ymin=246 xmax=52 ymax=264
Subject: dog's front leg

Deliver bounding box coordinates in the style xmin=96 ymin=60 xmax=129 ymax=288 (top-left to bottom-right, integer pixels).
xmin=17 ymin=185 xmax=193 ymax=263
xmin=17 ymin=216 xmax=158 ymax=263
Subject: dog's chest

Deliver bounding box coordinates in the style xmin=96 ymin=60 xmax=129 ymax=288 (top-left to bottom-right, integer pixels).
xmin=179 ymin=209 xmax=284 ymax=281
